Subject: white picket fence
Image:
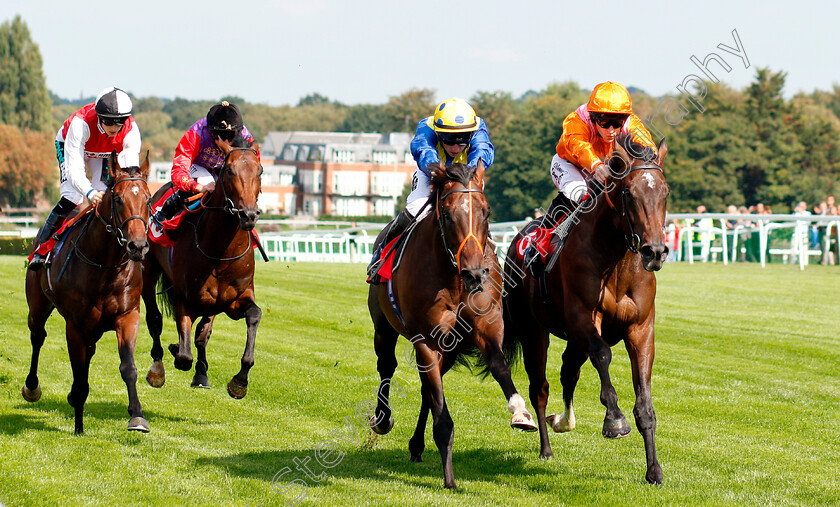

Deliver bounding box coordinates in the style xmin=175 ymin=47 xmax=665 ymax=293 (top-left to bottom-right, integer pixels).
xmin=257 ymin=215 xmax=840 ymax=270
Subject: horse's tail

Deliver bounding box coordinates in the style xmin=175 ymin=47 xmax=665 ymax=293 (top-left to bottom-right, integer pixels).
xmin=156 ymin=272 xmax=175 ymax=318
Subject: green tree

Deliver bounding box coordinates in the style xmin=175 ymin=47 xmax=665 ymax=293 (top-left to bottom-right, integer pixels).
xmin=469 ymin=90 xmax=518 ymax=138
xmin=486 ymin=82 xmax=587 ymax=221
xmin=338 ymin=104 xmax=388 ymax=133
xmin=382 ymin=88 xmax=436 ymax=133
xmin=0 ymin=16 xmax=51 ymax=132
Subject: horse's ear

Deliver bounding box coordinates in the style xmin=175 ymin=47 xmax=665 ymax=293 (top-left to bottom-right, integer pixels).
xmin=140 ymin=150 xmax=151 ymax=180
xmin=474 ymin=159 xmax=485 ymax=189
xmin=655 ymin=137 xmax=668 ymax=167
xmin=249 ymin=141 xmax=260 ymax=152
xmin=109 ymin=150 xmax=119 ymax=180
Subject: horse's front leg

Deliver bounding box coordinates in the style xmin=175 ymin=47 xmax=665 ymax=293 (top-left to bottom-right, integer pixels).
xmin=370 ymin=297 xmax=399 ymax=435
xmin=416 ymin=343 xmax=456 ymax=489
xmin=66 ymin=326 xmax=97 ymax=435
xmin=587 ymin=324 xmax=631 ymax=439
xmin=143 ymin=262 xmax=165 ymax=387
xmin=22 ymin=273 xmax=54 ymax=402
xmin=227 ymin=298 xmax=261 ymax=399
xmin=471 ymin=315 xmax=536 ymax=432
xmin=625 ymin=321 xmax=662 ymax=484
xmin=192 ymin=315 xmax=215 ymax=388
xmin=116 ymin=311 xmax=149 ymax=432
xmin=408 ymin=395 xmax=429 ymax=462
xmin=169 ymin=302 xmax=194 ymax=372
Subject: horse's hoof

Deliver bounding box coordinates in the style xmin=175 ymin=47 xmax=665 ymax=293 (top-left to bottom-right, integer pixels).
xmin=21 ymin=384 xmax=42 ymax=403
xmin=127 ymin=417 xmax=150 ymax=433
xmin=646 ymin=464 xmax=664 ymax=485
xmin=169 ymin=344 xmax=193 ymax=371
xmin=510 ymin=410 xmax=538 ymax=432
xmin=602 ymin=418 xmax=632 ymax=438
xmin=547 ymin=412 xmax=576 ymax=432
xmin=410 ymin=454 xmax=423 ymax=463
xmin=191 ymin=375 xmax=211 ymax=389
xmin=227 ymin=379 xmax=247 ymax=399
xmin=146 ymin=361 xmax=165 ymax=388
xmin=371 ymin=415 xmax=394 ymax=435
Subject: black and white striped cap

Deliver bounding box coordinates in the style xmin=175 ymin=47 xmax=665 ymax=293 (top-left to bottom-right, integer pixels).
xmin=95 ymin=87 xmax=132 ymax=119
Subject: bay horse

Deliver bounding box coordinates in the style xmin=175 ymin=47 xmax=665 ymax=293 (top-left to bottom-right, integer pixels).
xmin=503 ymin=134 xmax=669 ymax=484
xmin=369 ymin=162 xmax=537 ymax=489
xmin=143 ymin=139 xmax=262 ymax=399
xmin=23 ymin=151 xmax=152 ymax=434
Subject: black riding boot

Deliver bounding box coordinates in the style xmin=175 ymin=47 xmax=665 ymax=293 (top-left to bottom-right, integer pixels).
xmin=367 ymin=209 xmax=413 ymax=285
xmin=28 ymin=209 xmax=66 ymax=271
xmin=151 ymin=191 xmax=186 ymax=228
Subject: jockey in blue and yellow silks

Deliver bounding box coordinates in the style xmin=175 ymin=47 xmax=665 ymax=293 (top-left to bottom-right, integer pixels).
xmin=367 ymin=97 xmax=495 ymax=285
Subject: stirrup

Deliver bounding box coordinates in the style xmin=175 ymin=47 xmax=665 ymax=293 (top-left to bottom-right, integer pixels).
xmin=28 ymin=254 xmax=47 ymax=271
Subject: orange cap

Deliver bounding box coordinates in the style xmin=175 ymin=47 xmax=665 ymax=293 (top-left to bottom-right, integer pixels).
xmin=587 ymin=81 xmax=632 ymax=115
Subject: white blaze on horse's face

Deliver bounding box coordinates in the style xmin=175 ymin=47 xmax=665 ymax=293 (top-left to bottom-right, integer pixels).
xmin=459 ymin=200 xmax=470 ymax=214
xmin=642 ymin=172 xmax=656 ymax=189
xmin=131 ymin=185 xmax=140 ymax=196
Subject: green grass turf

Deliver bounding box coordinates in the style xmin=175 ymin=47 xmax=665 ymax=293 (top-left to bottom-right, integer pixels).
xmin=0 ymin=255 xmax=838 ymax=506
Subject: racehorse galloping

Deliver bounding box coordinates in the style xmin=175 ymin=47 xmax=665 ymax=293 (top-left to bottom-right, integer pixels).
xmin=503 ymin=134 xmax=669 ymax=484
xmin=143 ymin=139 xmax=262 ymax=399
xmin=369 ymin=162 xmax=536 ymax=489
xmin=23 ymin=152 xmax=152 ymax=434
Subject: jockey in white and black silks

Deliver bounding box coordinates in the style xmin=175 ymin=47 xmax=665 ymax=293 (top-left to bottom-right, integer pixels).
xmin=151 ymin=101 xmax=259 ymax=229
xmin=29 ymin=86 xmax=141 ymax=270
xmin=367 ymin=97 xmax=494 ymax=285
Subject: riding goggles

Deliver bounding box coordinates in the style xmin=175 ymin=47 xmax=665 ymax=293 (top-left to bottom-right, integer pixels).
xmin=594 ymin=118 xmax=625 ymax=129
xmin=438 ymin=132 xmax=473 ymax=147
xmin=100 ymin=117 xmax=127 ymax=127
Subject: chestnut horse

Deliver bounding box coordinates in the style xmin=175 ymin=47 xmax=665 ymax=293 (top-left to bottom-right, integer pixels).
xmin=369 ymin=162 xmax=536 ymax=489
xmin=23 ymin=152 xmax=152 ymax=434
xmin=143 ymin=140 xmax=262 ymax=399
xmin=503 ymin=135 xmax=670 ymax=484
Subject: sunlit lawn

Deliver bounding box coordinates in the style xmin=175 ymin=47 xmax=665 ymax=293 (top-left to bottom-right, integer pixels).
xmin=0 ymin=255 xmax=838 ymax=506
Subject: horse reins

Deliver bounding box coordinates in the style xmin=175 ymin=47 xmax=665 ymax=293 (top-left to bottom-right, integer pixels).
xmin=74 ymin=175 xmax=150 ymax=270
xmin=436 ymin=184 xmax=485 ymax=271
xmin=602 ymin=163 xmax=664 ymax=254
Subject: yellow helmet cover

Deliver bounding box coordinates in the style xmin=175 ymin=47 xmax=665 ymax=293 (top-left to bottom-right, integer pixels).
xmin=433 ymin=98 xmax=479 ymax=133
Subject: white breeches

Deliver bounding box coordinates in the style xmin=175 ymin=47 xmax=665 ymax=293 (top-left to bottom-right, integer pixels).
xmin=549 ymin=155 xmax=590 ymax=203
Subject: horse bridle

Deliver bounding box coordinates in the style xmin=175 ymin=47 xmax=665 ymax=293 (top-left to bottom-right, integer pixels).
xmin=72 ymin=175 xmax=149 ymax=271
xmin=198 ymin=147 xmax=260 ymax=217
xmin=191 ymin=147 xmax=259 ymax=262
xmin=94 ymin=175 xmax=150 ymax=247
xmin=436 ymin=183 xmax=486 ymax=271
xmin=603 ymin=163 xmax=664 ymax=254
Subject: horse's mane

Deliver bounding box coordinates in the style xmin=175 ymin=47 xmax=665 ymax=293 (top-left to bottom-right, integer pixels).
xmin=232 ymin=136 xmax=250 ymax=149
xmin=118 ymin=165 xmax=143 ymax=177
xmin=615 ymin=133 xmax=656 ymax=165
xmin=430 ymin=163 xmax=476 ymax=192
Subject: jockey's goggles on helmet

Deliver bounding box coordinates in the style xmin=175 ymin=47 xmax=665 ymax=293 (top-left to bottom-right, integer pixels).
xmin=595 ymin=118 xmax=624 ymax=129
xmin=591 ymin=112 xmax=628 ymax=130
xmin=99 ymin=116 xmax=127 ymax=127
xmin=439 ymin=132 xmax=472 ymax=147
